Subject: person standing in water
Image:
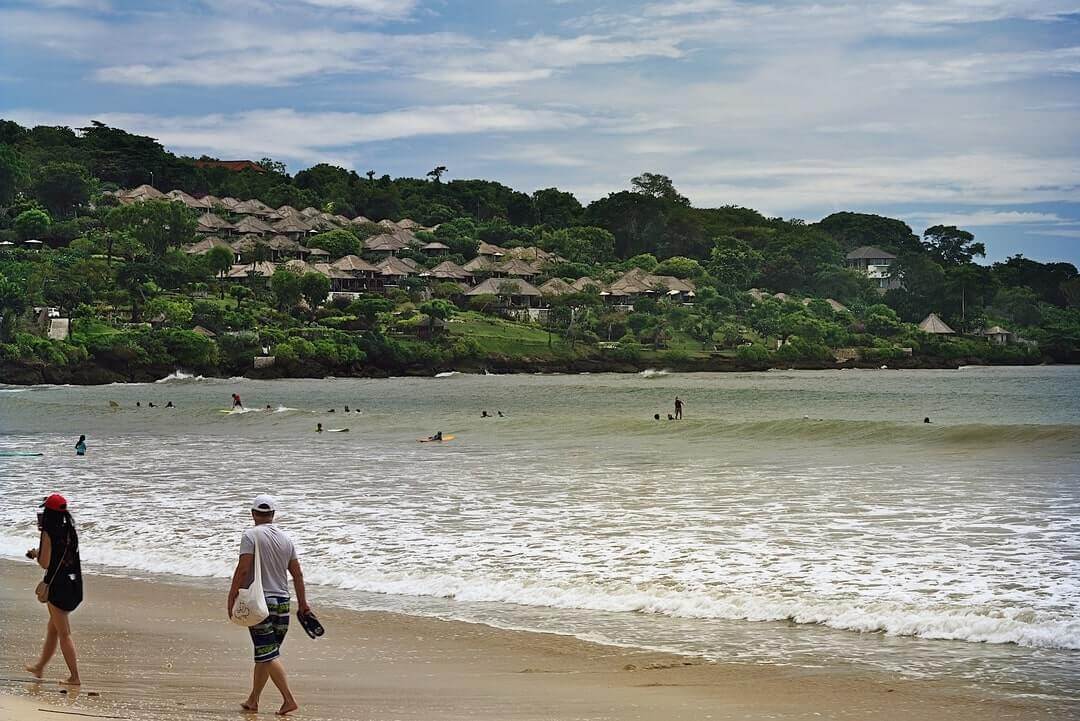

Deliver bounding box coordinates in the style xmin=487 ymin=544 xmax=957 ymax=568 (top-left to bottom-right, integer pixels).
xmin=25 ymin=494 xmax=82 ymax=686
xmin=228 ymin=496 xmax=309 ymax=716
xmin=74 ymin=436 xmax=86 ymax=456
xmin=674 ymin=396 xmax=684 ymax=420
xmin=232 ymin=393 xmax=243 ymax=409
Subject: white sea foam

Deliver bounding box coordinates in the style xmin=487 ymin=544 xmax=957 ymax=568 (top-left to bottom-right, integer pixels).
xmin=639 ymin=369 xmax=669 ymax=378
xmin=435 ymin=371 xmax=459 ymax=378
xmin=156 ymin=370 xmax=206 ymax=383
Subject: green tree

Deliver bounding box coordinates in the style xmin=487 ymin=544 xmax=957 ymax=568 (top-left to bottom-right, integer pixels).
xmin=631 ymin=172 xmax=689 ymax=206
xmin=654 ymin=256 xmax=704 ymax=279
xmin=540 ymin=226 xmax=615 ymax=264
xmin=816 ymin=212 xmax=921 ymax=254
xmin=307 ymin=228 xmax=359 ymax=258
xmin=107 ymin=200 xmax=197 ymax=257
xmin=13 ymin=209 xmax=51 ymax=241
xmin=531 ymin=187 xmax=582 ymax=228
xmin=229 ymin=284 xmax=252 ymax=311
xmin=418 ymin=299 xmax=455 ymax=320
xmin=271 ymin=268 xmax=302 ymax=310
xmin=116 ymin=261 xmax=154 ymax=322
xmin=300 ymin=272 xmax=331 ymax=309
xmin=0 ymin=275 xmax=28 ymax=342
xmin=0 ymin=143 xmax=28 ymax=206
xmin=922 ymin=225 xmax=986 ymax=266
xmin=31 ymin=162 xmax=91 ymax=219
xmin=708 ymin=236 xmax=762 ymax=290
xmin=206 ymin=245 xmax=234 ymax=298
xmin=426 ymin=165 xmax=448 ymax=183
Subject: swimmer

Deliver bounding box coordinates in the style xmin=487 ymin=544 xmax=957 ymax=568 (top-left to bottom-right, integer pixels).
xmin=481 ymin=411 xmax=489 ymax=418
xmin=265 ymin=404 xmax=272 ymax=411
xmin=165 ymin=401 xmax=174 ymax=408
xmin=428 ymin=431 xmax=443 ymax=442
xmin=316 ymin=423 xmax=323 ymax=433
xmin=328 ymin=408 xmax=335 ymax=413
xmin=497 ymin=411 xmax=504 ymax=417
xmin=667 ymin=414 xmax=675 ymax=421
xmin=344 ymin=405 xmax=350 ymax=413
xmin=924 ymin=417 xmax=931 ymax=424
xmin=654 ymin=414 xmax=660 ymax=420
xmin=148 ymin=402 xmax=156 ymax=408
xmin=136 ymin=402 xmax=141 ymax=407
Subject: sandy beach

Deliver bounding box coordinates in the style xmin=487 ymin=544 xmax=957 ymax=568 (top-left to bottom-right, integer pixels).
xmin=0 ymin=559 xmax=1070 ymax=721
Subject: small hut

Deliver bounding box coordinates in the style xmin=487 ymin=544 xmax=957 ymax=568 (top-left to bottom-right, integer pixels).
xmin=979 ymin=325 xmax=1014 ymax=345
xmin=539 ymin=277 xmax=576 ymax=297
xmin=466 ymin=277 xmax=542 ymax=307
xmin=919 ymin=313 xmax=956 ymax=336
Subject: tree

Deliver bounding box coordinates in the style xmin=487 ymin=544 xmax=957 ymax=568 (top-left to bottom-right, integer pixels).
xmin=922 ymin=225 xmax=985 ymax=266
xmin=116 ymin=261 xmax=154 ymax=322
xmin=631 ymin=172 xmax=689 ymax=206
xmin=0 ymin=143 xmax=28 ymax=206
xmin=106 ymin=200 xmax=197 ymax=257
xmin=0 ymin=275 xmax=27 ymax=341
xmin=31 ymin=162 xmax=91 ymax=219
xmin=540 ymin=226 xmax=615 ymax=264
xmin=206 ymin=245 xmax=234 ymax=298
xmin=654 ymin=256 xmax=704 ymax=279
xmin=307 ymin=228 xmax=359 ymax=258
xmin=228 ymin=284 xmax=252 ymax=311
xmin=418 ymin=299 xmax=455 ymax=320
xmin=531 ymin=187 xmax=582 ymax=228
xmin=816 ymin=212 xmax=921 ymax=254
xmin=271 ymin=268 xmax=302 ymax=310
xmin=13 ymin=209 xmax=51 ymax=241
xmin=708 ymin=236 xmax=762 ymax=290
xmin=300 ymin=272 xmax=331 ymax=310
xmin=426 ymin=165 xmax=448 ymax=183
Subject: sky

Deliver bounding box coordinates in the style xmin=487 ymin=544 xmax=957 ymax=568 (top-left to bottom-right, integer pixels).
xmin=1 ymin=0 xmax=1078 ymax=265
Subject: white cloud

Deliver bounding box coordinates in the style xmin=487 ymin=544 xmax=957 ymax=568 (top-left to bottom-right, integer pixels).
xmin=1026 ymin=229 xmax=1080 ymax=238
xmin=905 ymin=210 xmax=1068 ymax=227
xmin=1 ymin=106 xmax=587 ymax=163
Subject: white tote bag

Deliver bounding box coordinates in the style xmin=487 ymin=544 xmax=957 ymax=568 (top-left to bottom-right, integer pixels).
xmin=231 ymin=528 xmax=270 ymax=627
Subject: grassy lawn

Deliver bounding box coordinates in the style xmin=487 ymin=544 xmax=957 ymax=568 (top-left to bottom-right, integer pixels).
xmin=69 ymin=317 xmax=122 ymax=344
xmin=449 ymin=312 xmax=572 ymax=357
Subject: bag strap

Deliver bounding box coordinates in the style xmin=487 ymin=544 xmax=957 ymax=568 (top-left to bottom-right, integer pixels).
xmin=250 ymin=526 xmax=263 ymax=590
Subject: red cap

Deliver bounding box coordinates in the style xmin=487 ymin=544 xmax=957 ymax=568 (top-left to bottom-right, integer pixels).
xmin=42 ymin=494 xmax=67 ymax=511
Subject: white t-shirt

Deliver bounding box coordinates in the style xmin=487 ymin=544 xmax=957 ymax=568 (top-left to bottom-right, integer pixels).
xmin=239 ymin=524 xmax=298 ymax=598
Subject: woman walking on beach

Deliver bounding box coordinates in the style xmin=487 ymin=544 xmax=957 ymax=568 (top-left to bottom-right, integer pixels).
xmin=25 ymin=493 xmax=83 ymax=686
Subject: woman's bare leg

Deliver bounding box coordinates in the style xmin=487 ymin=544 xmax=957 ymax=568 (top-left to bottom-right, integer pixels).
xmin=26 ymin=617 xmax=58 ymax=678
xmin=48 ymin=604 xmax=80 ymax=685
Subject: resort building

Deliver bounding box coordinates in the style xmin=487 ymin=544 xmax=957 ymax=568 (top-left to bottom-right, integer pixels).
xmin=845 ymin=246 xmax=901 ymax=292
xmin=919 ymin=313 xmax=956 ymax=335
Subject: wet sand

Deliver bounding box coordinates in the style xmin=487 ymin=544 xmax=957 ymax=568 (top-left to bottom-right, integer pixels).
xmin=0 ymin=559 xmax=1069 ymax=720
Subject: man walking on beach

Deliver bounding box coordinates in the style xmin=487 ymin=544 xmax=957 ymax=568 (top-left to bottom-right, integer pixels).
xmin=227 ymin=495 xmax=309 ymax=716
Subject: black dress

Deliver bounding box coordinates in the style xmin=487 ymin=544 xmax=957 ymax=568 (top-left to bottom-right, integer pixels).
xmin=44 ymin=529 xmax=83 ymax=612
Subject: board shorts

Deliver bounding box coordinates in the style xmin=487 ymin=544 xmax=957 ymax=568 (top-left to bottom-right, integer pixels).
xmin=48 ymin=570 xmax=83 ymax=612
xmin=249 ymin=597 xmax=290 ymax=663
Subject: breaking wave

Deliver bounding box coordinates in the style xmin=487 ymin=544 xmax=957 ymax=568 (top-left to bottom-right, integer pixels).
xmin=155 ymin=370 xmax=207 ymax=383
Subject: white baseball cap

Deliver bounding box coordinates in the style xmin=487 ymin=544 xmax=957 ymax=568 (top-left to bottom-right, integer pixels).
xmin=251 ymin=494 xmax=276 ymax=513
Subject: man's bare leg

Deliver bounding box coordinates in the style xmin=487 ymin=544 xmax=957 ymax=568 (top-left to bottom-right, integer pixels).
xmin=49 ymin=604 xmax=80 ymax=685
xmin=242 ymin=662 xmax=271 ymax=712
xmin=266 ymin=660 xmax=298 ymax=715
xmin=26 ymin=617 xmax=59 ymax=678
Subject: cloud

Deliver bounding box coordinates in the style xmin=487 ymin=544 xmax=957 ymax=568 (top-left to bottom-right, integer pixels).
xmin=293 ymin=0 xmax=418 ymax=18
xmin=1026 ymin=229 xmax=1080 ymax=238
xmin=1 ymin=106 xmax=588 ymax=163
xmin=905 ymin=210 xmax=1069 ymax=227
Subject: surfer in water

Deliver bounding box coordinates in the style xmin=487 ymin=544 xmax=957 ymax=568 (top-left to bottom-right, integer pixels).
xmin=232 ymin=393 xmax=243 ymax=409
xmin=316 ymin=423 xmax=323 ymax=433
xmin=74 ymin=436 xmax=86 ymax=456
xmin=165 ymin=401 xmax=174 ymax=408
xmin=674 ymin=396 xmax=684 ymax=420
xmin=428 ymin=431 xmax=443 ymax=441
xmin=481 ymin=411 xmax=489 ymax=418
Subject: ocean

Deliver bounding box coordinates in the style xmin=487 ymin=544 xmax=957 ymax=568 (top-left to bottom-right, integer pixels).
xmin=1 ymin=366 xmax=1078 ymax=703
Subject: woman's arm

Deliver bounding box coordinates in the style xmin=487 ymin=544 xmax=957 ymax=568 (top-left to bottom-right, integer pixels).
xmin=36 ymin=532 xmax=51 ymax=570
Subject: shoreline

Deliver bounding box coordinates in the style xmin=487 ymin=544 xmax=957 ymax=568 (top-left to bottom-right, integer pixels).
xmin=1 ymin=560 xmax=1072 ymax=720
xmin=0 ymin=355 xmax=1054 ymax=386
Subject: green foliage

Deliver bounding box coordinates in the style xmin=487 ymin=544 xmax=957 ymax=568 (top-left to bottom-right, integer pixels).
xmin=654 ymin=256 xmax=704 ymax=279
xmin=307 ymin=228 xmax=359 ymax=258
xmin=623 ymin=253 xmax=659 ymax=272
xmin=271 ymin=268 xmax=302 ymax=310
xmin=162 ymin=329 xmax=218 ymax=369
xmin=106 ymin=200 xmax=196 ymax=257
xmin=144 ymin=297 xmax=194 ymax=326
xmin=540 ymin=226 xmax=615 ymax=264
xmin=0 ymin=143 xmax=28 ymax=206
xmin=736 ymin=343 xmax=770 ymax=363
xmin=923 ymin=225 xmax=986 ymax=266
xmin=13 ymin=209 xmax=51 ymax=240
xmin=300 ymin=272 xmax=331 ymax=309
xmin=31 ymin=162 xmax=90 ymax=219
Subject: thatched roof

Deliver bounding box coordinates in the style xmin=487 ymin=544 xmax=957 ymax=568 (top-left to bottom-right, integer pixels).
xmin=284 ymin=259 xmax=317 ymax=274
xmin=377 ymin=256 xmax=418 ymax=277
xmin=192 ymin=325 xmax=217 ymax=338
xmin=421 ymin=241 xmax=450 ymax=251
xmin=365 ymin=233 xmax=410 ymax=253
xmin=350 ymin=215 xmax=373 ymax=225
xmin=774 ymin=292 xmax=790 ymax=301
xmin=539 ymin=278 xmax=576 ymax=296
xmin=197 ymin=212 xmax=234 ymax=231
xmin=846 ymin=246 xmax=896 ymax=260
xmin=332 ymin=254 xmax=381 ymax=273
xmin=300 ymin=207 xmax=321 ymax=217
xmin=463 ymin=256 xmax=493 ymax=272
xmin=123 ymin=184 xmax=164 ymax=201
xmin=218 ymin=197 xmax=242 ymax=210
xmin=165 ymin=189 xmax=201 ymax=208
xmin=607 ymin=268 xmax=695 ymax=297
xmin=264 ymin=234 xmax=301 ymax=252
xmin=571 ymin=277 xmax=605 ymax=292
xmin=747 ymin=288 xmax=769 ymax=301
xmin=494 ymin=258 xmax=538 ymax=277
xmin=505 ymin=246 xmax=556 ymax=264
xmin=227 ymin=261 xmax=276 ymax=278
xmin=982 ymin=325 xmax=1011 ymax=336
xmin=397 ymin=218 xmax=423 ymax=230
xmin=233 ymin=216 xmax=276 ymax=235
xmin=305 ymin=247 xmax=331 ymax=257
xmin=230 ymin=235 xmax=266 ymax=254
xmin=233 ymin=199 xmax=274 ymax=216
xmin=378 ymin=219 xmax=399 ymax=230
xmin=466 ymin=277 xmax=542 ymax=297
xmin=423 ymin=260 xmax=471 ymax=279
xmin=312 ymin=262 xmax=353 ymax=280
xmin=183 ymin=236 xmax=233 ymax=255
xmin=277 ymin=205 xmax=300 ymax=216
xmin=273 ymin=216 xmax=314 ymax=234
xmin=919 ymin=313 xmax=956 ymax=335
xmin=826 ymin=298 xmax=849 ymax=312
xmin=476 ymin=241 xmax=506 ymax=257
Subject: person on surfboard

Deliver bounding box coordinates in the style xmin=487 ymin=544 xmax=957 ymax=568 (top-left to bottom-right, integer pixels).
xmin=232 ymin=393 xmax=243 ymax=409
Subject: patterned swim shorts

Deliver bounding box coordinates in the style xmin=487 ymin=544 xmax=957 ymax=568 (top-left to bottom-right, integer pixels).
xmin=249 ymin=597 xmax=290 ymax=663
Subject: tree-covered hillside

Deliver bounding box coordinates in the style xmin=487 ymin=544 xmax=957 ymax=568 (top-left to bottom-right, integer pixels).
xmin=1 ymin=119 xmax=1077 ymax=382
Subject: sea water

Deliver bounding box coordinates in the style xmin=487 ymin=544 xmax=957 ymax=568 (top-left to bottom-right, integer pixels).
xmin=1 ymin=367 xmax=1078 ymax=702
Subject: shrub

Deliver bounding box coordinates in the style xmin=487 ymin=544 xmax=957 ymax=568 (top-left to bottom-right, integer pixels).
xmin=736 ymin=343 xmax=770 ymax=363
